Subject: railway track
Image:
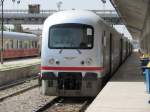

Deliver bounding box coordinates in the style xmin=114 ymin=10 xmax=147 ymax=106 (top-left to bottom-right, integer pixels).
xmin=33 ymin=97 xmax=94 ymax=112
xmin=0 ymin=76 xmax=39 ymax=101
xmin=0 ymin=76 xmax=37 ymax=90
xmin=0 ymin=88 xmax=57 ymax=112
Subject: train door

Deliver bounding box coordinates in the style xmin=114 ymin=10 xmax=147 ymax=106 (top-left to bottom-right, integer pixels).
xmin=109 ymin=33 xmax=112 ymax=74
xmin=119 ymin=38 xmax=123 ymax=65
xmin=102 ymin=31 xmax=107 ymax=72
xmin=126 ymin=41 xmax=128 ymax=58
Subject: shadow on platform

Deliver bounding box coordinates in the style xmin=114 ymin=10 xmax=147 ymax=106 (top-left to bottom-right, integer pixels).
xmin=110 ymin=52 xmax=144 ymax=82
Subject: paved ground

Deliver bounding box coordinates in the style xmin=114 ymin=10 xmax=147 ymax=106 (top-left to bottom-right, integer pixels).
xmin=86 ymin=52 xmax=150 ymax=112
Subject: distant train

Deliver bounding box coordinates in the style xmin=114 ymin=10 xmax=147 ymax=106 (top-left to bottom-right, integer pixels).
xmin=40 ymin=10 xmax=132 ymax=97
xmin=0 ymin=31 xmax=40 ymax=59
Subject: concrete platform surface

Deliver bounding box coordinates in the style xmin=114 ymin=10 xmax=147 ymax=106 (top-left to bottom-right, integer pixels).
xmin=0 ymin=58 xmax=41 ymax=71
xmin=0 ymin=58 xmax=41 ymax=85
xmin=86 ymin=53 xmax=150 ymax=112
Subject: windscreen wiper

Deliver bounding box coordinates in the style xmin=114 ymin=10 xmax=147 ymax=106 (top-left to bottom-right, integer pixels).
xmin=76 ymin=49 xmax=82 ymax=54
xmin=59 ymin=49 xmax=63 ymax=54
xmin=59 ymin=48 xmax=81 ymax=54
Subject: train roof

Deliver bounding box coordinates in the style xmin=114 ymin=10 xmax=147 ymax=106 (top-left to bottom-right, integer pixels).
xmin=0 ymin=31 xmax=38 ymax=40
xmin=44 ymin=10 xmax=130 ymax=41
xmin=44 ymin=10 xmax=121 ymax=34
xmin=44 ymin=10 xmax=102 ymax=27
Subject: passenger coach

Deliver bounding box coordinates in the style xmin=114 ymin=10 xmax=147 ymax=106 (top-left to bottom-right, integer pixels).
xmin=0 ymin=31 xmax=40 ymax=59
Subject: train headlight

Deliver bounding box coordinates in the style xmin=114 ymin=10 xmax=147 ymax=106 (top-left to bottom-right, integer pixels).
xmin=49 ymin=58 xmax=55 ymax=64
xmin=85 ymin=58 xmax=93 ymax=65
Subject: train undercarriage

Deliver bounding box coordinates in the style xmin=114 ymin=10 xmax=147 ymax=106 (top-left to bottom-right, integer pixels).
xmin=40 ymin=72 xmax=102 ymax=96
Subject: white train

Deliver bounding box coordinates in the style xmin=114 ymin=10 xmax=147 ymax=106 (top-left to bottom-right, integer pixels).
xmin=40 ymin=10 xmax=132 ymax=97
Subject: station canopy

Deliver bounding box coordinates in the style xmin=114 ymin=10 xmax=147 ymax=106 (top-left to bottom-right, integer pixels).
xmin=110 ymin=0 xmax=149 ymax=39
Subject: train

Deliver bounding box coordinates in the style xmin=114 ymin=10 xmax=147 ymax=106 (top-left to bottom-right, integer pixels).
xmin=40 ymin=10 xmax=132 ymax=97
xmin=0 ymin=31 xmax=40 ymax=59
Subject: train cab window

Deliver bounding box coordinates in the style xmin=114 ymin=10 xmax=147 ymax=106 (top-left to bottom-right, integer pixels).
xmin=49 ymin=23 xmax=94 ymax=49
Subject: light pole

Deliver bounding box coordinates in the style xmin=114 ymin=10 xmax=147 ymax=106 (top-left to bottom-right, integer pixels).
xmin=0 ymin=0 xmax=4 ymax=64
xmin=0 ymin=0 xmax=20 ymax=64
xmin=101 ymin=0 xmax=106 ymax=20
xmin=56 ymin=1 xmax=63 ymax=11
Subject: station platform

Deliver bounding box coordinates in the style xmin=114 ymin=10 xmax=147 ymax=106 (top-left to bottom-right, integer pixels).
xmin=86 ymin=52 xmax=150 ymax=112
xmin=0 ymin=58 xmax=40 ymax=71
xmin=0 ymin=58 xmax=41 ymax=86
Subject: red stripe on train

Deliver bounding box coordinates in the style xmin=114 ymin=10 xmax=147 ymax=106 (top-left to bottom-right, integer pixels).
xmin=41 ymin=66 xmax=104 ymax=71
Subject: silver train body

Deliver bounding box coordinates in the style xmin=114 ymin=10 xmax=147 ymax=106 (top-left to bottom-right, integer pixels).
xmin=40 ymin=10 xmax=132 ymax=97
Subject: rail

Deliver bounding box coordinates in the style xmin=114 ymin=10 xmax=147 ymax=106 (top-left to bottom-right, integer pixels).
xmin=33 ymin=97 xmax=93 ymax=112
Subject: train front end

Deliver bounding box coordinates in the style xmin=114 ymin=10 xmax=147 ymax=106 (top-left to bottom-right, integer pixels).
xmin=41 ymin=10 xmax=104 ymax=96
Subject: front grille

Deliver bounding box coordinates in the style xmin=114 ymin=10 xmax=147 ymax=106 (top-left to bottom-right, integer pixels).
xmin=57 ymin=72 xmax=82 ymax=90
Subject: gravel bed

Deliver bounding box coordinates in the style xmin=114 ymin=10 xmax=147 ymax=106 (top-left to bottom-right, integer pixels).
xmin=43 ymin=98 xmax=91 ymax=112
xmin=0 ymin=79 xmax=38 ymax=99
xmin=0 ymin=88 xmax=56 ymax=112
xmin=45 ymin=103 xmax=83 ymax=112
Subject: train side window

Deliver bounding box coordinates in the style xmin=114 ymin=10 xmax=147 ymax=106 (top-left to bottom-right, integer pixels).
xmin=33 ymin=41 xmax=35 ymax=48
xmin=29 ymin=41 xmax=31 ymax=48
xmin=34 ymin=41 xmax=36 ymax=48
xmin=35 ymin=41 xmax=37 ymax=48
xmin=6 ymin=42 xmax=9 ymax=49
xmin=7 ymin=40 xmax=10 ymax=49
xmin=17 ymin=40 xmax=19 ymax=49
xmin=19 ymin=40 xmax=22 ymax=49
xmin=102 ymin=31 xmax=106 ymax=47
xmin=33 ymin=41 xmax=37 ymax=48
xmin=27 ymin=41 xmax=30 ymax=48
xmin=30 ymin=41 xmax=32 ymax=48
xmin=24 ymin=41 xmax=28 ymax=49
xmin=4 ymin=40 xmax=8 ymax=49
xmin=14 ymin=40 xmax=16 ymax=49
xmin=10 ymin=40 xmax=13 ymax=49
xmin=32 ymin=41 xmax=34 ymax=48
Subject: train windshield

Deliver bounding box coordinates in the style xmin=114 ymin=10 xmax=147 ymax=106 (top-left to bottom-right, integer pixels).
xmin=49 ymin=24 xmax=94 ymax=49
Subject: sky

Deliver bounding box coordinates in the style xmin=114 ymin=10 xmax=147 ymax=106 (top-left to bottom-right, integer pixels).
xmin=1 ymin=0 xmax=132 ymax=39
xmin=3 ymin=0 xmax=114 ymax=10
